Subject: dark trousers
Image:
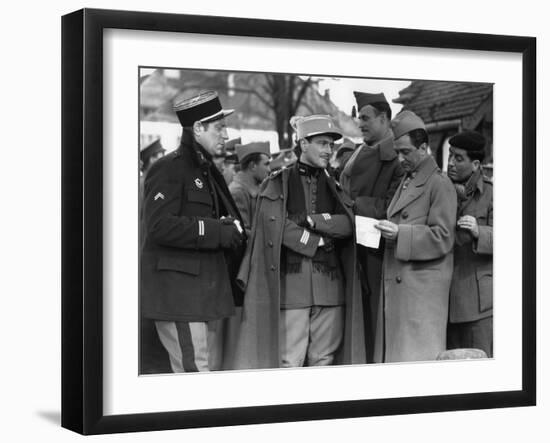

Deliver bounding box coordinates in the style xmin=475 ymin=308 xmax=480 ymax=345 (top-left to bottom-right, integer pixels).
xmin=447 ymin=316 xmax=493 ymax=358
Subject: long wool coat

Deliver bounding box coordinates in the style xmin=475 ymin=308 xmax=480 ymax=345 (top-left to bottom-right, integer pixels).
xmin=232 ymin=167 xmax=366 ymax=369
xmin=374 ymin=156 xmax=457 ymax=363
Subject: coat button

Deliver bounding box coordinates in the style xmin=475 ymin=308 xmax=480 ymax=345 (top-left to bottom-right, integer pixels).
xmin=202 ymin=171 xmax=208 ymax=176
xmin=270 ymin=265 xmax=276 ymax=271
xmin=402 ymin=211 xmax=409 ymax=220
xmin=279 ymin=194 xmax=284 ymax=200
xmin=396 ymin=276 xmax=402 ymax=283
xmin=269 ymin=216 xmax=276 ymax=221
xmin=268 ymin=240 xmax=273 ymax=247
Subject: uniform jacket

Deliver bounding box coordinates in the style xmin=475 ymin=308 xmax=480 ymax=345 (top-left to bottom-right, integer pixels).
xmin=449 ymin=173 xmax=493 ymax=323
xmin=374 ymin=156 xmax=457 ymax=363
xmin=228 ymin=171 xmax=260 ymax=235
xmin=140 ymin=136 xmax=245 ymax=322
xmin=339 ymin=138 xmax=403 ymax=294
xmin=232 ymin=167 xmax=366 ymax=369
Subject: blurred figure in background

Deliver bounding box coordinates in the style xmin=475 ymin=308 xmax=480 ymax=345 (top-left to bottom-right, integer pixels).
xmin=139 ymin=138 xmax=165 ymax=202
xmin=269 ymin=147 xmax=297 ymax=172
xmin=229 ymin=142 xmax=271 ymax=235
xmin=329 ymin=137 xmax=355 ymax=179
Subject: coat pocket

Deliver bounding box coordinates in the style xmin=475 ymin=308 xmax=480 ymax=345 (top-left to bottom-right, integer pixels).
xmin=157 ymin=255 xmax=200 ymax=275
xmin=476 ymin=268 xmax=493 ymax=312
xmin=187 ymin=190 xmax=212 ymax=205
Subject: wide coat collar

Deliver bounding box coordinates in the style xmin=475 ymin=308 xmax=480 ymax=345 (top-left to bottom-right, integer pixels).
xmin=387 ymin=155 xmax=440 ymax=218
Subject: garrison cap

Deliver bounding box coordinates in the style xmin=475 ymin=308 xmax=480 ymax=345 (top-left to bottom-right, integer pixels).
xmin=449 ymin=131 xmax=486 ymax=152
xmin=292 ymin=115 xmax=342 ymax=141
xmin=140 ymin=138 xmax=165 ymax=162
xmin=391 ymin=110 xmax=426 ymax=139
xmin=353 ymin=91 xmax=388 ymax=111
xmin=236 ymin=141 xmax=271 ymax=163
xmin=173 ymin=90 xmax=234 ymax=127
xmin=224 ymin=137 xmax=242 ymax=153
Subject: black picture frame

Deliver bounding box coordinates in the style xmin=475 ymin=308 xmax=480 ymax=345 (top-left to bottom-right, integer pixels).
xmin=61 ymin=8 xmax=536 ymax=435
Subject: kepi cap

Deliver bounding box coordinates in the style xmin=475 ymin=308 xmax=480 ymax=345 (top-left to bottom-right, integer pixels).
xmin=391 ymin=110 xmax=426 ymax=139
xmin=291 ymin=115 xmax=342 ymax=141
xmin=449 ymin=131 xmax=486 ymax=152
xmin=353 ymin=91 xmax=388 ymax=111
xmin=173 ymin=90 xmax=234 ymax=127
xmin=236 ymin=141 xmax=271 ymax=163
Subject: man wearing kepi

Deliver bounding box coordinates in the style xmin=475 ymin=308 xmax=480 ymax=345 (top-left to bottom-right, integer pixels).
xmin=229 ymin=141 xmax=272 ymax=236
xmin=374 ymin=110 xmax=457 ymax=363
xmin=234 ymin=115 xmax=365 ymax=369
xmin=140 ymin=90 xmax=246 ymax=372
xmin=446 ymin=131 xmax=493 ymax=357
xmin=339 ymin=92 xmax=404 ymax=362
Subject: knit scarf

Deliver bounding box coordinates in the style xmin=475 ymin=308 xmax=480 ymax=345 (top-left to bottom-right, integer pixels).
xmin=282 ymin=161 xmax=342 ymax=278
xmin=454 ymin=169 xmax=481 ymax=246
xmin=455 ymin=169 xmax=481 ymax=212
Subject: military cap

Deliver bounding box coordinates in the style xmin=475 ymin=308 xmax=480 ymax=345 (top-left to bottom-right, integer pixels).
xmin=140 ymin=138 xmax=165 ymax=163
xmin=173 ymin=90 xmax=234 ymax=127
xmin=353 ymin=91 xmax=388 ymax=111
xmin=236 ymin=141 xmax=271 ymax=163
xmin=292 ymin=114 xmax=342 ymax=141
xmin=338 ymin=137 xmax=356 ymax=153
xmin=391 ymin=110 xmax=426 ymax=139
xmin=449 ymin=131 xmax=486 ymax=152
xmin=224 ymin=137 xmax=242 ymax=153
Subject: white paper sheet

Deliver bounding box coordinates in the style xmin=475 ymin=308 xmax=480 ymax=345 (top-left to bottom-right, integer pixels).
xmin=355 ymin=215 xmax=381 ymax=249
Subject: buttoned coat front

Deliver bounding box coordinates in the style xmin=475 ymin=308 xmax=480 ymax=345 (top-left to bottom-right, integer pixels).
xmin=449 ymin=174 xmax=493 ymax=323
xmin=232 ymin=168 xmax=366 ymax=369
xmin=374 ymin=156 xmax=457 ymax=363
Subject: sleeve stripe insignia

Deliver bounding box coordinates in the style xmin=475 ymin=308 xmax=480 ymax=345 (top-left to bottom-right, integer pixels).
xmin=322 ymin=213 xmax=331 ymax=220
xmin=198 ymin=220 xmax=205 ymax=236
xmin=154 ymin=192 xmax=165 ymax=201
xmin=300 ymin=229 xmax=310 ymax=245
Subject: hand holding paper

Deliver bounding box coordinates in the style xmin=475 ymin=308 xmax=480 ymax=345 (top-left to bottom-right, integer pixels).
xmin=355 ymin=216 xmax=381 ymax=248
xmin=375 ymin=219 xmax=399 ymax=241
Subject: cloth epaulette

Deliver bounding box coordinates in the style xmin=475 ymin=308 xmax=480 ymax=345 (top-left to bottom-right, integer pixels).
xmin=269 ymin=167 xmax=286 ymax=178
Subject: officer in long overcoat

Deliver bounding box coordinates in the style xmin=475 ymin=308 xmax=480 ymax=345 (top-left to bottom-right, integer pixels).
xmin=233 ymin=115 xmax=366 ymax=369
xmin=141 ymin=90 xmax=246 ymax=372
xmin=339 ymin=92 xmax=404 ymax=362
xmin=374 ymin=111 xmax=457 ymax=363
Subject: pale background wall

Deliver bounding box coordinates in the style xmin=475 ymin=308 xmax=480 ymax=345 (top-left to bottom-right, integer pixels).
xmin=0 ymin=0 xmax=546 ymax=441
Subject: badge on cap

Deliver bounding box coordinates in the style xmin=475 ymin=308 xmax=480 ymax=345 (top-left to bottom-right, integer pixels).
xmin=194 ymin=178 xmax=204 ymax=189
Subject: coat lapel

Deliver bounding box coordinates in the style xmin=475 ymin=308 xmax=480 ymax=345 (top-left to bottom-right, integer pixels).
xmin=387 ymin=156 xmax=439 ymax=218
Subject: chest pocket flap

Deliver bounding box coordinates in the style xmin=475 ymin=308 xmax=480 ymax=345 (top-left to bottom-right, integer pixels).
xmin=187 ymin=189 xmax=212 ymax=205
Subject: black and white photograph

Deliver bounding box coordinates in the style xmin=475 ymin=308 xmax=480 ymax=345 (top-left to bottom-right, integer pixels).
xmin=138 ymin=68 xmax=494 ymax=374
xmin=52 ymin=3 xmax=540 ymax=438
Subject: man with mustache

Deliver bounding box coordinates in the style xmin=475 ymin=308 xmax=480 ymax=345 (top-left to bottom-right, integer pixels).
xmin=339 ymin=92 xmax=404 ymax=362
xmin=234 ymin=115 xmax=365 ymax=369
xmin=374 ymin=111 xmax=457 ymax=362
xmin=140 ymin=90 xmax=246 ymax=372
xmin=446 ymin=131 xmax=493 ymax=357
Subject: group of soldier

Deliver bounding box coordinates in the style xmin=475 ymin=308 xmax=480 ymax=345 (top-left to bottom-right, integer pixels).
xmin=139 ymin=88 xmax=493 ymax=373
